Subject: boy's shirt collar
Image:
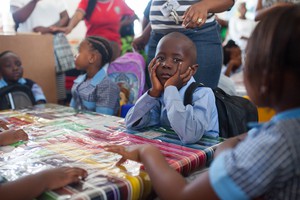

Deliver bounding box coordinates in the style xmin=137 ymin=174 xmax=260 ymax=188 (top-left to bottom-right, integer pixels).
xmin=74 ymin=65 xmax=107 ymax=86
xmin=0 ymin=78 xmax=26 ymax=88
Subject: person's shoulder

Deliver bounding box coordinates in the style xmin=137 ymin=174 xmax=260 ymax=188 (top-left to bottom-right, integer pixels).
xmin=98 ymin=77 xmax=119 ymax=90
xmin=272 ymin=118 xmax=300 ymax=138
xmin=24 ymin=78 xmax=36 ymax=84
xmin=194 ymin=86 xmax=215 ymax=97
xmin=251 ymin=119 xmax=299 ymax=146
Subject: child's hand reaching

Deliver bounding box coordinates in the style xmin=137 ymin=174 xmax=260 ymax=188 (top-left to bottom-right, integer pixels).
xmin=164 ymin=62 xmax=193 ymax=89
xmin=104 ymin=145 xmax=143 ymax=166
xmin=39 ymin=167 xmax=88 ymax=190
xmin=148 ymin=58 xmax=164 ymax=97
xmin=0 ymin=129 xmax=29 ymax=146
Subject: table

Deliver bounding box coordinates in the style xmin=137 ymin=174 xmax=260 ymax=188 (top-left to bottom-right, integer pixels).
xmin=0 ymin=104 xmax=222 ymax=200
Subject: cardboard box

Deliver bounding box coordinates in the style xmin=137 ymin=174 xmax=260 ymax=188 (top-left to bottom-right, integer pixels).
xmin=0 ymin=33 xmax=57 ymax=103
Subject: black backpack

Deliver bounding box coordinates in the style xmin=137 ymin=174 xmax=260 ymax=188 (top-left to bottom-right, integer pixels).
xmin=184 ymin=82 xmax=258 ymax=138
xmin=0 ymin=83 xmax=36 ymax=110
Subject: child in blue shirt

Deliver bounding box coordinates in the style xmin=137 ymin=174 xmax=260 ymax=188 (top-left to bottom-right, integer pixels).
xmin=0 ymin=51 xmax=46 ymax=104
xmin=125 ymin=32 xmax=219 ymax=144
xmin=70 ymin=36 xmax=120 ymax=115
xmin=106 ymin=5 xmax=300 ymax=200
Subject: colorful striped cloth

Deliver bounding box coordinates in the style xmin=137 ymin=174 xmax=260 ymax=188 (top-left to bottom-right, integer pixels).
xmin=0 ymin=104 xmax=222 ymax=199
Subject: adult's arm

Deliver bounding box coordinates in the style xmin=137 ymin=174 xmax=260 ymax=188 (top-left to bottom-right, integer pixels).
xmin=65 ymin=10 xmax=85 ymax=34
xmin=33 ymin=10 xmax=69 ymax=34
xmin=51 ymin=10 xmax=69 ymax=27
xmin=51 ymin=10 xmax=85 ymax=34
xmin=132 ymin=23 xmax=151 ymax=51
xmin=11 ymin=0 xmax=40 ymax=24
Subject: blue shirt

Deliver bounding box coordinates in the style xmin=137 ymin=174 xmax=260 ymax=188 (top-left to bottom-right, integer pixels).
xmin=70 ymin=67 xmax=120 ymax=115
xmin=0 ymin=78 xmax=46 ymax=102
xmin=125 ymin=77 xmax=219 ymax=144
xmin=210 ymin=107 xmax=300 ymax=200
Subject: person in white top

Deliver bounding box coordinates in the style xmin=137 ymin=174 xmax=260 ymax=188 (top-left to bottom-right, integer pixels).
xmin=10 ymin=0 xmax=69 ymax=34
xmin=10 ymin=0 xmax=73 ymax=104
xmin=227 ymin=2 xmax=257 ymax=53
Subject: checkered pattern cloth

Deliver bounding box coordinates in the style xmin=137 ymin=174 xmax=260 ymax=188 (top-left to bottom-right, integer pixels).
xmin=53 ymin=33 xmax=75 ymax=73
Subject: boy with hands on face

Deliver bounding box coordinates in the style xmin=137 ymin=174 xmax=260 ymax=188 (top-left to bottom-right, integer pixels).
xmin=125 ymin=32 xmax=219 ymax=144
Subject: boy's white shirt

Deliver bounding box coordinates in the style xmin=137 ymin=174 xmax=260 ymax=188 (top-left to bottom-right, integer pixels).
xmin=10 ymin=0 xmax=66 ymax=32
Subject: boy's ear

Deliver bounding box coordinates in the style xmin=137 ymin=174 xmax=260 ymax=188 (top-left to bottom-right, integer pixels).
xmin=190 ymin=64 xmax=198 ymax=75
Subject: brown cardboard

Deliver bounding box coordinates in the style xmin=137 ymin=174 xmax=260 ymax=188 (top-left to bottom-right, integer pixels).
xmin=0 ymin=34 xmax=57 ymax=103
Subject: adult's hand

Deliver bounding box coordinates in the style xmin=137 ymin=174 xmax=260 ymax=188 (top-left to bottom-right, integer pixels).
xmin=33 ymin=26 xmax=51 ymax=34
xmin=49 ymin=26 xmax=72 ymax=34
xmin=182 ymin=1 xmax=208 ymax=28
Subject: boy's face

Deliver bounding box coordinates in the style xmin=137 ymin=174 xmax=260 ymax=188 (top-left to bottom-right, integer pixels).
xmin=155 ymin=37 xmax=196 ymax=86
xmin=0 ymin=52 xmax=23 ymax=82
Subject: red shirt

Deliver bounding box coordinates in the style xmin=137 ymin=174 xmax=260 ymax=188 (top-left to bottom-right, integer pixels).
xmin=78 ymin=0 xmax=134 ymax=45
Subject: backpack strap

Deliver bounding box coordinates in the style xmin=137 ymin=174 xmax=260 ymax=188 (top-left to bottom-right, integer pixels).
xmin=24 ymin=78 xmax=35 ymax=89
xmin=184 ymin=82 xmax=204 ymax=106
xmin=0 ymin=84 xmax=36 ymax=110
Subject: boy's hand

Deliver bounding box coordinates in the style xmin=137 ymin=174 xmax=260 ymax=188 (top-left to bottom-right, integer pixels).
xmin=104 ymin=145 xmax=142 ymax=166
xmin=41 ymin=167 xmax=88 ymax=190
xmin=148 ymin=58 xmax=163 ymax=97
xmin=0 ymin=129 xmax=28 ymax=146
xmin=164 ymin=62 xmax=193 ymax=89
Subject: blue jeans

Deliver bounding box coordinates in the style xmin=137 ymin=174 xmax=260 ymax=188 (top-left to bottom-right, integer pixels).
xmin=147 ymin=21 xmax=222 ymax=89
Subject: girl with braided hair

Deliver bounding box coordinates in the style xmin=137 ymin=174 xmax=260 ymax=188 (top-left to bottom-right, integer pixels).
xmin=70 ymin=36 xmax=120 ymax=115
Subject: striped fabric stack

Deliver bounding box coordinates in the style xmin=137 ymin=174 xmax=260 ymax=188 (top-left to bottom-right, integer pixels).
xmin=0 ymin=104 xmax=222 ymax=200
